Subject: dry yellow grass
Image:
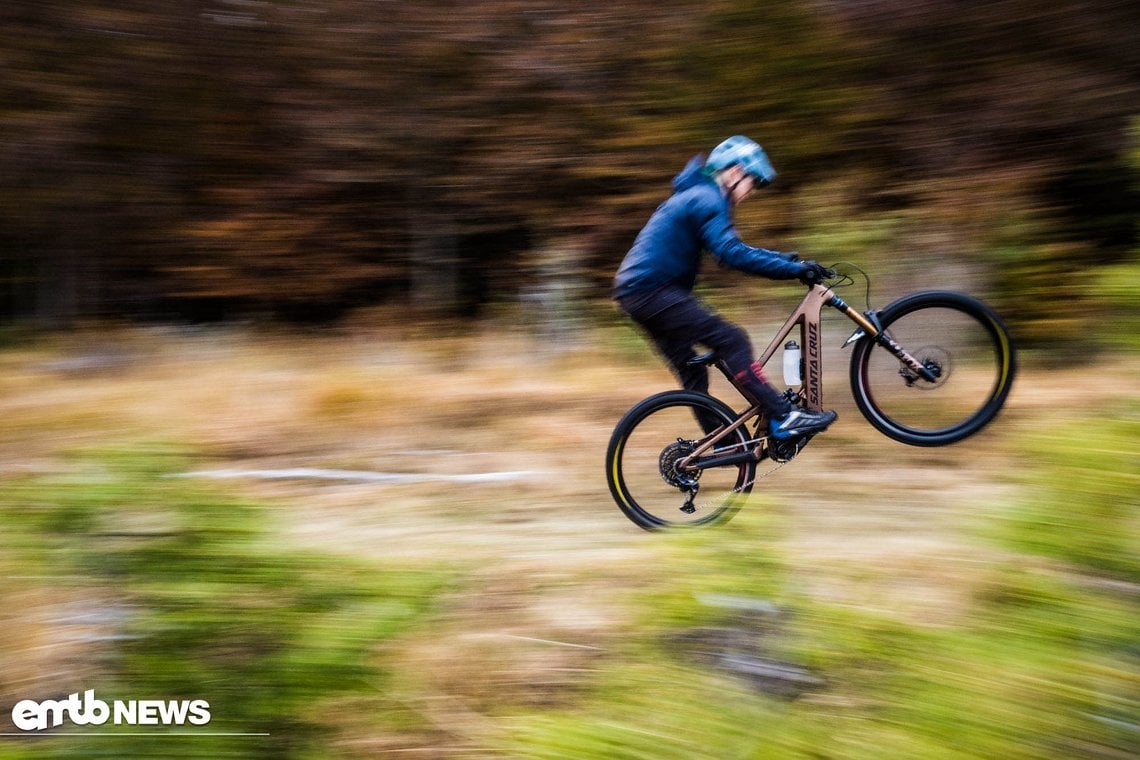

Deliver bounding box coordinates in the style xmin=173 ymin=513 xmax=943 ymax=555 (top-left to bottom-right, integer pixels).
xmin=1 ymin=325 xmax=1135 ymax=747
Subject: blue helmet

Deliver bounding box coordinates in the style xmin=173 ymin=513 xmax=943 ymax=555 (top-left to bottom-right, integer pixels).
xmin=705 ymin=135 xmax=776 ymax=188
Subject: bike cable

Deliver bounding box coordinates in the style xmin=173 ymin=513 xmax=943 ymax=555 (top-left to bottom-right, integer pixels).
xmin=828 ymin=261 xmax=874 ymax=312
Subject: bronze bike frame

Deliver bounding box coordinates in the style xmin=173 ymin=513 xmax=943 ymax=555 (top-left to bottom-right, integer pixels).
xmin=677 ymin=283 xmax=924 ymax=470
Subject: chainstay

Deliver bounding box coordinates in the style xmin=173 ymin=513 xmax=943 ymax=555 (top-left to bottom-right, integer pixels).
xmin=698 ymin=433 xmax=796 ymax=495
xmin=682 ymin=430 xmax=801 ymax=504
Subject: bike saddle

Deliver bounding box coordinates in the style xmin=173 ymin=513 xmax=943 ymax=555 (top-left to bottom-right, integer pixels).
xmin=686 ymin=352 xmax=718 ymax=367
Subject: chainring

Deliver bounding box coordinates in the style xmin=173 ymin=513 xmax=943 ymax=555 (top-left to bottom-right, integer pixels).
xmin=767 ymin=434 xmax=811 ymax=463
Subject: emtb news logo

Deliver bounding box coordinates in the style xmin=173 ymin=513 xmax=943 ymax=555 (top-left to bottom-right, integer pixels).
xmin=11 ymin=690 xmax=210 ymax=731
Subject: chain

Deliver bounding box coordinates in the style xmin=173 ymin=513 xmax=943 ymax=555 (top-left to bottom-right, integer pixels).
xmin=733 ymin=456 xmax=791 ymax=493
xmin=732 ymin=426 xmax=811 ymax=493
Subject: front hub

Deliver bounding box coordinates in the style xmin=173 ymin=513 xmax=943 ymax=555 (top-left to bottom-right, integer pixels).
xmin=900 ymin=346 xmax=951 ymax=389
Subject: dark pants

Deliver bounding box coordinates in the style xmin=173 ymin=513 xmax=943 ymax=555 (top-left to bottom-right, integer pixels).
xmin=619 ymin=289 xmax=791 ymax=431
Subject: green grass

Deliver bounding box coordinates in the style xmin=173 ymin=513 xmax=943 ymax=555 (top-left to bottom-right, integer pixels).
xmin=493 ymin=417 xmax=1139 ymax=760
xmin=498 ymin=570 xmax=1135 ymax=760
xmin=0 ymin=332 xmax=1136 ymax=758
xmin=993 ymin=408 xmax=1139 ymax=583
xmin=0 ymin=446 xmax=453 ymax=759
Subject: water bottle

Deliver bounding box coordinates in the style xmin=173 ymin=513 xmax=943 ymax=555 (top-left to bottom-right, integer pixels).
xmin=783 ymin=340 xmax=802 ymax=386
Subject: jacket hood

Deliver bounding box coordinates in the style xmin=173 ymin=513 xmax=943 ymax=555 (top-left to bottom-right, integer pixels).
xmin=672 ymin=154 xmax=713 ymax=193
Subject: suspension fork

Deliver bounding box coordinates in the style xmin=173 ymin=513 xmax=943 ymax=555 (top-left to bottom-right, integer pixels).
xmin=828 ymin=294 xmax=939 ymax=383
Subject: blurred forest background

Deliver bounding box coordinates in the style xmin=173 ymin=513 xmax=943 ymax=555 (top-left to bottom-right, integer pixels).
xmin=1 ymin=0 xmax=1137 ymax=343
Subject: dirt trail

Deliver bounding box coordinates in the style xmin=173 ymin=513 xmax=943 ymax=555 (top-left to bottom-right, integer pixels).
xmin=3 ymin=330 xmax=1132 ymax=745
xmin=0 ymin=331 xmax=1074 ymax=621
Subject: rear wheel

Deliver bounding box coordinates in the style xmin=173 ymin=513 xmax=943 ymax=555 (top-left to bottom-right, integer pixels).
xmin=606 ymin=391 xmax=755 ymax=530
xmin=850 ymin=291 xmax=1016 ymax=446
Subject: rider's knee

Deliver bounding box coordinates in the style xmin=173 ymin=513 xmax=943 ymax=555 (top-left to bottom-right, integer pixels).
xmin=710 ymin=322 xmax=752 ymax=355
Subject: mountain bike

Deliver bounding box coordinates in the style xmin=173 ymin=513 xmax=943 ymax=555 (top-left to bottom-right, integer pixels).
xmin=605 ymin=266 xmax=1016 ymax=530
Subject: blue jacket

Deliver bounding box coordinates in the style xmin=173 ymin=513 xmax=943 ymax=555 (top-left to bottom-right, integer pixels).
xmin=613 ymin=155 xmax=804 ymax=303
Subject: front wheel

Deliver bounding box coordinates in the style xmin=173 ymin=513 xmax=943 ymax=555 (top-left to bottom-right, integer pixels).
xmin=850 ymin=291 xmax=1016 ymax=446
xmin=606 ymin=390 xmax=755 ymax=530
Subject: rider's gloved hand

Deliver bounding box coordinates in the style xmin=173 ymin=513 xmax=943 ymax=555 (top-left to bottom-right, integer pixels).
xmin=798 ymin=261 xmax=833 ymax=285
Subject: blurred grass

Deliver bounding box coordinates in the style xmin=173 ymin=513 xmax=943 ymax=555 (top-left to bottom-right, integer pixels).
xmin=0 ymin=326 xmax=1136 ymax=758
xmin=993 ymin=410 xmax=1139 ymax=583
xmin=1089 ymin=256 xmax=1140 ymax=353
xmin=0 ymin=446 xmax=453 ymax=759
xmin=498 ymin=501 xmax=1137 ymax=760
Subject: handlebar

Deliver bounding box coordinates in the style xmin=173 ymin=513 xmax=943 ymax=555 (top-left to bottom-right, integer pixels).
xmin=797 ymin=263 xmax=839 ymax=286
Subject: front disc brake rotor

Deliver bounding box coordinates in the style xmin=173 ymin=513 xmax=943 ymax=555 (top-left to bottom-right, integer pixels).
xmin=899 ymin=345 xmax=951 ymax=390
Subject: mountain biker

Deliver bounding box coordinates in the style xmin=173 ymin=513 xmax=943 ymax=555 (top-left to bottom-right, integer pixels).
xmin=613 ymin=135 xmax=837 ymax=440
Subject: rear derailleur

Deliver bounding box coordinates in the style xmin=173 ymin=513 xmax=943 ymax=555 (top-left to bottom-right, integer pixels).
xmin=660 ymin=438 xmax=701 ymax=513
